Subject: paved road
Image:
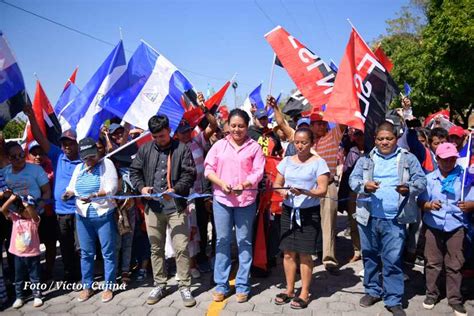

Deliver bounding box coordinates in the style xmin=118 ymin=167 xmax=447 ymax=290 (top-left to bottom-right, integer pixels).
xmin=2 ymin=212 xmax=474 ymax=315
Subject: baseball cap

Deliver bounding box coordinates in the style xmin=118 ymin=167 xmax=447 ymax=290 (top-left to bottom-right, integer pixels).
xmin=59 ymin=129 xmax=77 ymax=142
xmin=309 ymin=112 xmax=324 ymax=122
xmin=435 ymin=142 xmax=460 ymax=159
xmin=448 ymin=126 xmax=465 ymax=138
xmin=296 ymin=117 xmax=311 ymax=128
xmin=78 ymin=137 xmax=98 ymax=160
xmin=28 ymin=141 xmax=41 ymax=152
xmin=109 ymin=123 xmax=124 ymax=135
xmin=177 ymin=120 xmax=193 ymax=133
xmin=255 ymin=108 xmax=268 ymax=119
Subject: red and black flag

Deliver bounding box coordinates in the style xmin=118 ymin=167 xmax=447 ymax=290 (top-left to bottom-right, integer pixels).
xmin=26 ymin=80 xmax=62 ymax=146
xmin=265 ymin=26 xmax=336 ymax=113
xmin=324 ymin=27 xmax=399 ymax=150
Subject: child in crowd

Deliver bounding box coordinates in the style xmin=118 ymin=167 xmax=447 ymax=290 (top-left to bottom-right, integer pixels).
xmin=1 ymin=192 xmax=43 ymax=309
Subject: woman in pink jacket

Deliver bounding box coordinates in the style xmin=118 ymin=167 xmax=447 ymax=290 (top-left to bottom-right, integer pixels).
xmin=205 ymin=109 xmax=265 ymax=303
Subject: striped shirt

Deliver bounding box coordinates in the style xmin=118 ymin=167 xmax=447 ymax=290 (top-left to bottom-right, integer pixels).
xmin=75 ymin=164 xmax=101 ymax=218
xmin=187 ymin=132 xmax=208 ymax=194
xmin=313 ymin=126 xmax=343 ymax=176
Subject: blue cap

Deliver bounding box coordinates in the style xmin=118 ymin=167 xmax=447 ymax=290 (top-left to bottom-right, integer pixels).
xmin=109 ymin=123 xmax=123 ymax=135
xmin=28 ymin=141 xmax=41 ymax=152
xmin=255 ymin=108 xmax=268 ymax=119
xmin=297 ymin=117 xmax=311 ymax=128
xmin=177 ymin=120 xmax=193 ymax=133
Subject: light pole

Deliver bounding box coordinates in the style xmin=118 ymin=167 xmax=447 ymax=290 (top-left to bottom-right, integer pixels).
xmin=232 ymin=81 xmax=238 ymax=108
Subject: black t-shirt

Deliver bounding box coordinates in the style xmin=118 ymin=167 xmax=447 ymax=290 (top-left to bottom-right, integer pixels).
xmin=248 ymin=126 xmax=283 ymax=157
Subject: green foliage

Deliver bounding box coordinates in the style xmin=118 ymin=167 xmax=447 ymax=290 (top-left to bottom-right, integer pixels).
xmin=377 ymin=0 xmax=474 ymax=126
xmin=2 ymin=119 xmax=26 ymax=139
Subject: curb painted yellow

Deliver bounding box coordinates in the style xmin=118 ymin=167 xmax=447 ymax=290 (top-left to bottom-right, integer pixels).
xmin=206 ymin=279 xmax=235 ymax=316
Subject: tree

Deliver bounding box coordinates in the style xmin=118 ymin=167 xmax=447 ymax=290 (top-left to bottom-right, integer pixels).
xmin=376 ymin=0 xmax=474 ymax=127
xmin=2 ymin=119 xmax=27 ymax=139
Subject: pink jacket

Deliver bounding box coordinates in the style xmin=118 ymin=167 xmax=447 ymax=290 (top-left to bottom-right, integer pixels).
xmin=204 ymin=135 xmax=265 ymax=207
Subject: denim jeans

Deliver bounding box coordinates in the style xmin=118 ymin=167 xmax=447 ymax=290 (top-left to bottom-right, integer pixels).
xmin=14 ymin=255 xmax=41 ymax=299
xmin=116 ymin=207 xmax=136 ymax=272
xmin=213 ymin=200 xmax=256 ymax=295
xmin=76 ymin=212 xmax=117 ymax=290
xmin=358 ymin=217 xmax=406 ymax=307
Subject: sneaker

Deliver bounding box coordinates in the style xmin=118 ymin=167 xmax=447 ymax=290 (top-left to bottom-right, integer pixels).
xmin=422 ymin=296 xmax=436 ymax=310
xmin=175 ymin=273 xmax=181 ymax=281
xmin=344 ymin=226 xmax=351 ymax=237
xmin=359 ymin=294 xmax=382 ymax=307
xmin=414 ymin=257 xmax=425 ymax=268
xmin=101 ymin=290 xmax=113 ymax=303
xmin=136 ymin=268 xmax=147 ymax=281
xmin=450 ymin=303 xmax=467 ymax=316
xmin=387 ymin=305 xmax=406 ymax=316
xmin=12 ymin=298 xmax=24 ymax=309
xmin=180 ymin=287 xmax=196 ymax=307
xmin=77 ymin=289 xmax=94 ymax=302
xmin=121 ymin=271 xmax=131 ymax=285
xmin=33 ymin=297 xmax=44 ymax=307
xmin=146 ymin=286 xmax=166 ymax=305
xmin=190 ymin=268 xmax=201 ymax=279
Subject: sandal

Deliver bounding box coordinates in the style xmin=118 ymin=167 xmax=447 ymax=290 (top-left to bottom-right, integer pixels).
xmin=290 ymin=297 xmax=309 ymax=309
xmin=274 ymin=293 xmax=294 ymax=305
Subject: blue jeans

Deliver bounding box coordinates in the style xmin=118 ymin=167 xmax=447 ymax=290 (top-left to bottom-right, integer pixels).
xmin=76 ymin=212 xmax=117 ymax=290
xmin=213 ymin=200 xmax=256 ymax=295
xmin=358 ymin=217 xmax=406 ymax=307
xmin=14 ymin=255 xmax=41 ymax=299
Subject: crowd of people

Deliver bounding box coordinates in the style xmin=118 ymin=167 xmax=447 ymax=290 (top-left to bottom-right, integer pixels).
xmin=0 ymin=92 xmax=473 ymax=316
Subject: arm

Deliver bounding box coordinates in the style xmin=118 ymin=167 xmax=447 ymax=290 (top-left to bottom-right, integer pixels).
xmin=196 ymin=92 xmax=218 ymax=141
xmin=24 ymin=204 xmax=40 ymax=223
xmin=405 ymin=155 xmax=428 ymax=196
xmin=23 ymin=105 xmax=50 ymax=153
xmin=172 ymin=145 xmax=196 ymax=196
xmin=0 ymin=193 xmax=16 ymax=218
xmin=129 ymin=145 xmax=147 ymax=194
xmin=349 ymin=158 xmax=367 ymax=194
xmin=406 ymin=129 xmax=426 ymax=164
xmin=244 ymin=145 xmax=265 ymax=188
xmin=65 ymin=164 xmax=81 ymax=197
xmin=204 ymin=143 xmax=232 ymax=194
xmin=120 ymin=122 xmax=131 ymax=147
xmin=308 ymin=173 xmax=329 ymax=198
xmin=267 ymin=95 xmax=295 ymax=141
xmin=100 ymin=158 xmax=118 ymax=196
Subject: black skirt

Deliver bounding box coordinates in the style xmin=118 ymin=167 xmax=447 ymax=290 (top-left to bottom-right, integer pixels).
xmin=279 ymin=204 xmax=321 ymax=254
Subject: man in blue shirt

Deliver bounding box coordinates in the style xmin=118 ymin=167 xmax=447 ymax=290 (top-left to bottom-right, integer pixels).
xmin=349 ymin=122 xmax=427 ymax=316
xmin=418 ymin=142 xmax=474 ymax=316
xmin=24 ymin=107 xmax=82 ymax=282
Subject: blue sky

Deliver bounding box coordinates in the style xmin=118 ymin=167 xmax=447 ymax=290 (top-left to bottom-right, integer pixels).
xmin=1 ymin=0 xmax=408 ymax=108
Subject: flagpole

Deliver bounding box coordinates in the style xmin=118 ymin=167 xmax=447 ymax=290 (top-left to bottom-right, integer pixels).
xmin=104 ymin=130 xmax=151 ymax=160
xmin=461 ymin=131 xmax=473 ymax=201
xmin=346 ymin=18 xmax=355 ymax=29
xmin=267 ymin=53 xmax=276 ymax=99
xmin=119 ymin=27 xmax=123 ymax=40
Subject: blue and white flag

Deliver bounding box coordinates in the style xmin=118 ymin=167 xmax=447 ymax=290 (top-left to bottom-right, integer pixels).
xmin=63 ymin=41 xmax=126 ymax=140
xmin=55 ymin=82 xmax=81 ymax=132
xmin=404 ymin=82 xmax=412 ymax=96
xmin=266 ymin=92 xmax=281 ymax=123
xmin=100 ymin=42 xmax=194 ymax=133
xmin=242 ymin=83 xmax=264 ymax=124
xmin=0 ymin=31 xmax=29 ymax=128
